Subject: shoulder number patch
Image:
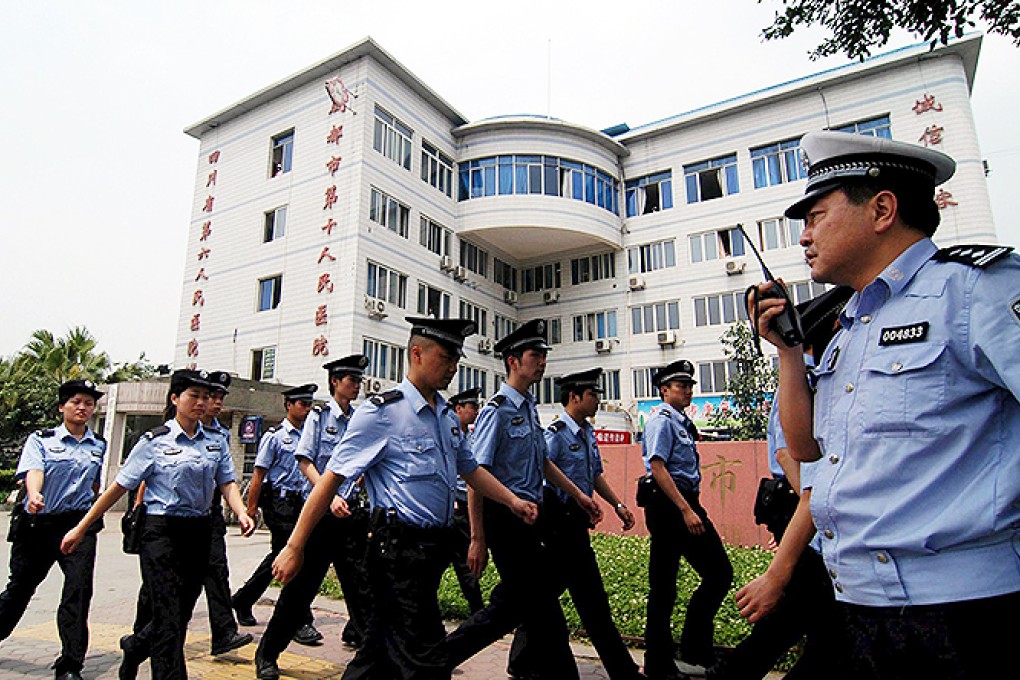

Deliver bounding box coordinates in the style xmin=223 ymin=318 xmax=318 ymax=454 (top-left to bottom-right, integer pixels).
xmin=879 ymin=322 xmax=929 ymax=346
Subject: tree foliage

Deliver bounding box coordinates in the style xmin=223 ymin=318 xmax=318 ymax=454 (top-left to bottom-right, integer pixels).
xmin=709 ymin=322 xmax=778 ymax=440
xmin=761 ymin=0 xmax=1020 ymax=60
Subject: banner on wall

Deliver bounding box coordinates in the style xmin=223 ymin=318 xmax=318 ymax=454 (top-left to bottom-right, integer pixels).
xmin=635 ymin=395 xmax=773 ymax=430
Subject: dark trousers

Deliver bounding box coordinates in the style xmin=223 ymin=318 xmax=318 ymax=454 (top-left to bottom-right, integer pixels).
xmin=445 ymin=499 xmax=579 ymax=679
xmin=508 ymin=501 xmax=640 ymax=679
xmin=258 ymin=512 xmax=370 ymax=660
xmin=127 ymin=516 xmax=212 ymax=680
xmin=644 ymin=489 xmax=733 ymax=671
xmin=0 ymin=513 xmax=98 ymax=674
xmin=342 ymin=520 xmax=452 ymax=680
xmin=449 ymin=500 xmax=483 ymax=614
xmin=837 ymin=590 xmax=1020 ymax=680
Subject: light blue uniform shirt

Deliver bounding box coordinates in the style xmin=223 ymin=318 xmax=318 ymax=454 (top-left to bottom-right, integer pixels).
xmin=642 ymin=402 xmax=701 ymax=492
xmin=254 ymin=418 xmax=309 ymax=496
xmin=766 ymin=397 xmax=787 ymax=479
xmin=297 ymin=398 xmax=358 ymax=500
xmin=809 ymin=238 xmax=1020 ymax=606
xmin=116 ymin=419 xmax=237 ymax=517
xmin=455 ymin=428 xmax=474 ymax=503
xmin=17 ymin=424 xmax=105 ymax=514
xmin=327 ymin=379 xmax=478 ymax=528
xmin=472 ymin=383 xmax=547 ymax=504
xmin=545 ymin=413 xmax=603 ymax=503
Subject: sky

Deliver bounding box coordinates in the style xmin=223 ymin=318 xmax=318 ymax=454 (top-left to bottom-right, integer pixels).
xmin=2 ymin=1 xmax=1018 ymax=366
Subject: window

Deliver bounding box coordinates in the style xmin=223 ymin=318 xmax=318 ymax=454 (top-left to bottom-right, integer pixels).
xmin=751 ymin=139 xmax=806 ymax=189
xmin=257 ymin=275 xmax=282 ymax=311
xmin=532 ymin=376 xmax=560 ymax=405
xmin=458 ymin=365 xmax=488 ymax=395
xmin=263 ymin=206 xmax=287 ymax=243
xmin=684 ymin=154 xmax=739 ymax=203
xmin=599 ymin=370 xmax=621 ymax=401
xmin=699 ymin=360 xmax=740 ymax=394
xmin=631 ymin=301 xmax=681 ymax=334
xmin=573 ymin=310 xmax=618 ymax=341
xmin=625 ymin=171 xmax=673 ymax=217
xmin=369 ymin=188 xmax=410 ymax=238
xmin=417 ymin=283 xmax=451 ymax=318
xmin=459 ymin=300 xmax=488 ymax=337
xmin=789 ymin=280 xmax=828 ymax=305
xmin=421 ymin=140 xmax=454 ymax=197
xmin=835 ymin=115 xmax=892 ymax=138
xmin=270 ymin=130 xmax=294 ymax=178
xmin=251 ymin=346 xmax=276 ymax=381
xmin=693 ymin=291 xmax=749 ymax=327
xmin=757 ymin=217 xmax=804 ymax=251
xmin=571 ymin=253 xmax=615 ymax=285
xmin=689 ymin=227 xmax=746 ymax=263
xmin=494 ymin=314 xmax=518 ymax=341
xmin=373 ymin=106 xmax=412 ymax=170
xmin=366 ymin=262 xmax=407 ymax=307
xmin=460 ymin=240 xmax=489 ymax=277
xmin=420 ymin=216 xmax=452 ymax=257
xmin=632 ymin=368 xmax=657 ymax=399
xmin=548 ymin=318 xmax=562 ymax=345
xmin=627 ymin=239 xmax=676 ymax=274
xmin=522 ymin=262 xmax=561 ymax=293
xmin=494 ymin=258 xmax=518 ymax=292
xmin=363 ymin=338 xmax=405 ymax=382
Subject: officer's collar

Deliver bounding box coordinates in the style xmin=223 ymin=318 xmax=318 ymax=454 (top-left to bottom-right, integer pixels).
xmin=209 ymin=417 xmax=228 ymax=435
xmin=841 ymin=238 xmax=936 ymax=327
xmin=168 ymin=417 xmax=207 ymax=442
xmin=55 ymin=423 xmax=96 ymax=444
xmin=658 ymin=401 xmax=685 ymax=420
xmin=558 ymin=412 xmax=583 ymax=436
xmin=280 ymin=417 xmax=301 ymax=434
xmin=399 ymin=378 xmax=450 ymax=415
xmin=498 ymin=382 xmax=532 ymax=409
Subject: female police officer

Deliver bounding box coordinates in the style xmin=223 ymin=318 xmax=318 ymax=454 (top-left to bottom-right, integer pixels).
xmin=0 ymin=379 xmax=106 ymax=680
xmin=60 ymin=369 xmax=255 ymax=680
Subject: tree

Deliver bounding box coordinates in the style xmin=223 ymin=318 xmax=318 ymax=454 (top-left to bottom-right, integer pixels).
xmin=709 ymin=322 xmax=778 ymax=440
xmin=106 ymin=353 xmax=159 ymax=384
xmin=761 ymin=0 xmax=1020 ymax=60
xmin=21 ymin=326 xmax=111 ymax=385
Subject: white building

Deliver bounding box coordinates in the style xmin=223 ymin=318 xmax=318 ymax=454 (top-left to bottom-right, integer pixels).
xmin=175 ymin=34 xmax=994 ymax=434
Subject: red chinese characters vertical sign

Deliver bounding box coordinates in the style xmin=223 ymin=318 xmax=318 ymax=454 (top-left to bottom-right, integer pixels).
xmin=912 ymin=92 xmax=957 ymax=211
xmin=190 ymin=149 xmax=221 ymax=368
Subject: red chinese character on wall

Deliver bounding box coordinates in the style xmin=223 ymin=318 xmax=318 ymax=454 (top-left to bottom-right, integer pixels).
xmin=317 ymin=273 xmax=334 ymax=293
xmin=913 ymin=93 xmax=943 ymax=115
xmin=312 ymin=335 xmax=330 ymax=356
xmin=208 ymin=150 xmax=220 ymax=164
xmin=203 ymin=196 xmax=215 ymax=213
xmin=326 ymin=156 xmax=342 ymax=176
xmin=315 ymin=305 xmax=328 ymax=326
xmin=197 ymin=248 xmax=211 ymax=261
xmin=325 ymin=76 xmax=350 ymax=114
xmin=200 ymin=221 xmax=213 ymax=241
xmin=192 ymin=290 xmax=205 ymax=306
xmin=195 ymin=267 xmax=209 ymax=282
xmin=935 ymin=189 xmax=959 ymax=209
xmin=324 ymin=185 xmax=338 ymax=210
xmin=190 ymin=314 xmax=201 ymax=332
xmin=187 ymin=339 xmax=200 ymax=357
xmin=326 ymin=125 xmax=343 ymax=144
xmin=322 ymin=218 xmax=336 ymax=235
xmin=207 ymin=169 xmax=217 ymax=187
xmin=318 ymin=247 xmax=336 ymax=264
xmin=918 ymin=124 xmax=945 ymax=147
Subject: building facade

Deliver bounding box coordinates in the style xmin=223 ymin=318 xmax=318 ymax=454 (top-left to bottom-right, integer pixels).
xmin=176 ymin=35 xmax=994 ymax=433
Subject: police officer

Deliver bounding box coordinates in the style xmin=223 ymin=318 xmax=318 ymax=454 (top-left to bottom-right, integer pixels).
xmin=447 ymin=386 xmax=485 ymax=614
xmin=753 ymin=130 xmax=1020 ymax=678
xmin=0 ymin=380 xmax=106 ymax=680
xmin=231 ymin=384 xmax=314 ymax=632
xmin=508 ymin=368 xmax=646 ymax=680
xmin=61 ymin=369 xmax=256 ymax=680
xmin=272 ymin=317 xmax=539 ymax=680
xmin=641 ymin=359 xmax=733 ymax=679
xmin=445 ymin=319 xmax=602 ymax=679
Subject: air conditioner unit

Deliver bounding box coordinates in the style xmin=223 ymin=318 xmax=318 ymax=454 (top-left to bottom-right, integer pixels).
xmin=543 ymin=290 xmax=560 ymax=304
xmin=657 ymin=330 xmax=677 ymax=346
xmin=453 ymin=265 xmax=468 ymax=281
xmin=363 ymin=378 xmax=383 ymax=395
xmin=439 ymin=255 xmax=454 ymax=271
xmin=364 ymin=297 xmax=387 ymax=319
xmin=504 ymin=290 xmax=519 ymax=305
xmin=477 ymin=337 xmax=493 ymax=354
xmin=725 ymin=259 xmax=746 ymax=276
xmin=595 ymin=338 xmax=613 ymax=353
xmin=628 ymin=275 xmax=646 ymax=291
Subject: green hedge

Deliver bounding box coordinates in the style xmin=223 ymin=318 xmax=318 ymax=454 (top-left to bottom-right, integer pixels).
xmin=0 ymin=469 xmax=17 ymax=496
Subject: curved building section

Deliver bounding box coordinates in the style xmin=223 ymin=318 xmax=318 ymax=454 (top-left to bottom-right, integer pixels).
xmin=454 ymin=116 xmax=628 ymax=260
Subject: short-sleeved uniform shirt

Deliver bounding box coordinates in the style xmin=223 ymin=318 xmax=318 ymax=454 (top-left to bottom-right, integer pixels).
xmin=642 ymin=402 xmax=701 ymax=492
xmin=472 ymin=383 xmax=547 ymax=504
xmin=544 ymin=412 xmax=602 ymax=503
xmin=17 ymin=424 xmax=106 ymax=514
xmin=254 ymin=418 xmax=309 ymax=496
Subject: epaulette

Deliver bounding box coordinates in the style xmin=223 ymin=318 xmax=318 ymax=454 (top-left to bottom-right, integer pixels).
xmin=35 ymin=428 xmax=55 ymax=438
xmin=486 ymin=394 xmax=507 ymax=408
xmin=548 ymin=420 xmax=567 ymax=432
xmin=265 ymin=426 xmax=279 ymax=434
xmin=932 ymin=244 xmax=1013 ymax=268
xmin=311 ymin=403 xmax=325 ymax=413
xmin=142 ymin=425 xmax=171 ymax=440
xmin=94 ymin=432 xmax=106 ymax=443
xmin=370 ymin=389 xmax=404 ymax=407
xmin=657 ymin=408 xmax=672 ymax=417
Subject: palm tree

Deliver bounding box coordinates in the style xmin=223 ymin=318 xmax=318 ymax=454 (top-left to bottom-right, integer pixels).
xmin=18 ymin=327 xmax=111 ymax=385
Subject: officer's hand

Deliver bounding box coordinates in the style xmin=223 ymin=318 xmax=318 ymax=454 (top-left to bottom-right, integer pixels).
xmin=27 ymin=492 xmax=45 ymax=514
xmin=467 ymin=537 xmax=488 ymax=578
xmin=330 ymin=496 xmax=351 ymax=519
xmin=273 ymin=545 xmax=304 ymax=584
xmin=748 ymin=280 xmax=797 ymax=351
xmin=735 ymin=571 xmax=784 ymax=623
xmin=237 ymin=512 xmax=256 ymax=537
xmin=578 ymin=495 xmax=603 ymax=526
xmin=511 ymin=498 xmax=539 ymax=525
xmin=681 ymin=506 xmax=705 ymax=535
xmin=616 ymin=505 xmax=636 ymax=531
xmin=60 ymin=528 xmax=83 ymax=555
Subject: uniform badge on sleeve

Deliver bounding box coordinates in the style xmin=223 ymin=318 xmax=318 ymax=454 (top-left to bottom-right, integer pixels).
xmin=879 ymin=322 xmax=929 ymax=346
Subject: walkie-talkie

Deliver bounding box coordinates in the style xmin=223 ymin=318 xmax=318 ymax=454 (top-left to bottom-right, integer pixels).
xmin=736 ymin=223 xmax=804 ymax=348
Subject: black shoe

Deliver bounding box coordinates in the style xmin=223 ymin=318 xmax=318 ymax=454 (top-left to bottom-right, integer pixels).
xmin=118 ymin=635 xmax=145 ymax=680
xmin=232 ymin=598 xmax=258 ymax=626
xmin=54 ymin=672 xmax=84 ymax=680
xmin=292 ymin=623 xmax=324 ymax=645
xmin=211 ymin=631 xmax=254 ymax=656
xmin=255 ymin=649 xmax=280 ymax=680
